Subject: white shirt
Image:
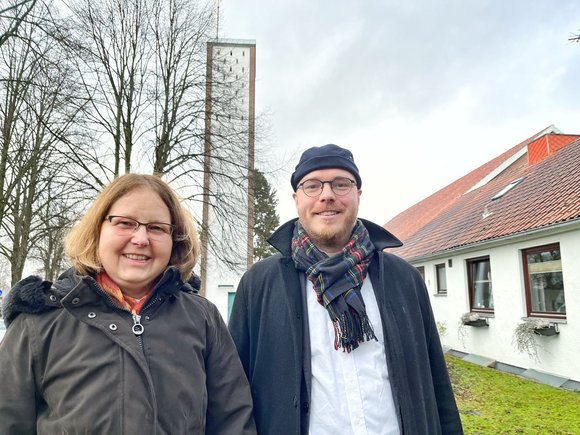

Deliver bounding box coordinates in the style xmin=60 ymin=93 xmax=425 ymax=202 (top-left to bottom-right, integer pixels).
xmin=307 ymin=276 xmax=400 ymax=435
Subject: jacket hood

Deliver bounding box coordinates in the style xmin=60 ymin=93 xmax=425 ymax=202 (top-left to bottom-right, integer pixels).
xmin=2 ymin=267 xmax=201 ymax=328
xmin=267 ymin=218 xmax=403 ymax=257
xmin=2 ymin=275 xmax=60 ymax=327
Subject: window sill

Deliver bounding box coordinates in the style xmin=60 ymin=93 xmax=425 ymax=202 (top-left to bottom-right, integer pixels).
xmin=471 ymin=312 xmax=494 ymax=318
xmin=433 ymin=293 xmax=447 ymax=297
xmin=522 ymin=317 xmax=566 ymax=324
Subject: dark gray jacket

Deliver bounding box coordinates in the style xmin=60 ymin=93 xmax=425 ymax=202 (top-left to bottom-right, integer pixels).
xmin=0 ymin=267 xmax=256 ymax=435
xmin=229 ymin=218 xmax=463 ymax=435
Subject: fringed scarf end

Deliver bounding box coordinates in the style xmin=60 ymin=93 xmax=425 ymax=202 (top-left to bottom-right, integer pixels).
xmin=333 ymin=310 xmax=376 ymax=353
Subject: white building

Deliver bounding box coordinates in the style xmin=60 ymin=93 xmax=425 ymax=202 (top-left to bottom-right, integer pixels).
xmin=201 ymin=39 xmax=256 ymax=321
xmin=385 ymin=125 xmax=580 ymax=389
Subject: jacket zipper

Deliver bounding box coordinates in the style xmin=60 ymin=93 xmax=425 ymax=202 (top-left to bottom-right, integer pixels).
xmin=132 ymin=314 xmax=144 ymax=335
xmin=132 ymin=296 xmax=162 ymax=348
xmin=85 ymin=278 xmax=161 ymax=349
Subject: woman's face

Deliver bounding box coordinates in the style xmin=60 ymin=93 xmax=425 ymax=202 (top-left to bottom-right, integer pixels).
xmin=98 ymin=187 xmax=173 ymax=297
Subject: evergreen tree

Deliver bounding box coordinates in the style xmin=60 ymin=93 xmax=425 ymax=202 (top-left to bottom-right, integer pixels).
xmin=253 ymin=170 xmax=280 ymax=261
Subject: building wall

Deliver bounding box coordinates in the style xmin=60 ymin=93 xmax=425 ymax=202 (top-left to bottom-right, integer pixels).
xmin=415 ymin=226 xmax=580 ymax=381
xmin=203 ymin=39 xmax=256 ymax=321
xmin=205 ymin=269 xmax=242 ymax=322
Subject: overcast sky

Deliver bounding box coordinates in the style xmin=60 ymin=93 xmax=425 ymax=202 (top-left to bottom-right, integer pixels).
xmin=219 ymin=1 xmax=580 ymax=226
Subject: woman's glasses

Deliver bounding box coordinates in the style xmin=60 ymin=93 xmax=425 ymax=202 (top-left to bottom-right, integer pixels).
xmin=105 ymin=215 xmax=175 ymax=239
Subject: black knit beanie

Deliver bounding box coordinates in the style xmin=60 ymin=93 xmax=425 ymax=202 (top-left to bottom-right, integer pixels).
xmin=290 ymin=144 xmax=361 ymax=191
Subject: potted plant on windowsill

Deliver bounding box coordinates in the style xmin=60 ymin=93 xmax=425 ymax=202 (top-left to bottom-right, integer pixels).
xmin=512 ymin=318 xmax=559 ymax=361
xmin=533 ymin=322 xmax=559 ymax=336
xmin=460 ymin=312 xmax=489 ymax=327
xmin=458 ymin=312 xmax=489 ymax=346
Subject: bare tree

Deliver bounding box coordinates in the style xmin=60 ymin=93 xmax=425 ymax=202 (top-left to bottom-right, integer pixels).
xmin=64 ymin=0 xmax=263 ymax=273
xmin=0 ymin=2 xmax=79 ymax=284
xmin=29 ymin=178 xmax=79 ymax=281
xmin=66 ymin=0 xmax=152 ymax=177
xmin=0 ymin=0 xmax=273 ymax=282
xmin=149 ymin=0 xmax=213 ymax=175
xmin=0 ymin=255 xmax=10 ymax=293
xmin=0 ymin=0 xmax=37 ymax=47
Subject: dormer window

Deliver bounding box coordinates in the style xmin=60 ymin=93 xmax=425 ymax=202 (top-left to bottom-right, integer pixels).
xmin=491 ymin=177 xmax=525 ymax=200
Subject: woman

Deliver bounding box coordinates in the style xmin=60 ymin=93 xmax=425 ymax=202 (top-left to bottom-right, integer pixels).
xmin=0 ymin=174 xmax=256 ymax=434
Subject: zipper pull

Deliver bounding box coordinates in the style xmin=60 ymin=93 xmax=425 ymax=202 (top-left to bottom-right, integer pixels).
xmin=132 ymin=313 xmax=144 ymax=335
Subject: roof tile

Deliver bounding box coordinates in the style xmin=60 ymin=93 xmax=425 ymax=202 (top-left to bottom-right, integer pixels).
xmin=385 ymin=129 xmax=580 ymax=261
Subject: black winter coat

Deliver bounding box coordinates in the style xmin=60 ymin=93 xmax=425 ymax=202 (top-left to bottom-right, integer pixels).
xmin=229 ymin=218 xmax=463 ymax=435
xmin=0 ymin=267 xmax=256 ymax=435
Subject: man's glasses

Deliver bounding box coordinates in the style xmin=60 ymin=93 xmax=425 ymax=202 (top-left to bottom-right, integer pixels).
xmin=297 ymin=177 xmax=356 ymax=197
xmin=105 ymin=216 xmax=175 ymax=239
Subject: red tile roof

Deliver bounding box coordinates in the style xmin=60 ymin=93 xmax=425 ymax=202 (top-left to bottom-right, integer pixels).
xmin=528 ymin=133 xmax=580 ymax=164
xmin=384 ymin=128 xmax=580 ymax=261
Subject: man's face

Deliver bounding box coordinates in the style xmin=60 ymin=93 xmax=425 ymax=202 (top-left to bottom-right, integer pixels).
xmin=293 ymin=168 xmax=361 ymax=255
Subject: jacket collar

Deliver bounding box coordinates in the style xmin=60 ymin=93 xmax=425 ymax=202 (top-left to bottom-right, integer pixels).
xmin=267 ymin=217 xmax=403 ymax=257
xmin=3 ymin=266 xmax=192 ymax=327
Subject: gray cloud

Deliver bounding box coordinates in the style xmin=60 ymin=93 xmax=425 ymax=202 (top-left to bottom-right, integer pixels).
xmin=222 ymin=0 xmax=580 ymax=223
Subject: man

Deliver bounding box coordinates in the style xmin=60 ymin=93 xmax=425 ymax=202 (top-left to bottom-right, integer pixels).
xmin=229 ymin=144 xmax=463 ymax=434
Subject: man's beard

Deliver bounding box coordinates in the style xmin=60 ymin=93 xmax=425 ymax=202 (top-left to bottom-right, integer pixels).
xmin=302 ymin=212 xmax=357 ymax=254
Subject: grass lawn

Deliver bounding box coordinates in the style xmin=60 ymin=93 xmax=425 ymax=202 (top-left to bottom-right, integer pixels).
xmin=446 ymin=355 xmax=580 ymax=434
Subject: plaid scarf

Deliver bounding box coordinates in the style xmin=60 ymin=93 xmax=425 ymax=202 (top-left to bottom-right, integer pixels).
xmin=291 ymin=220 xmax=377 ymax=352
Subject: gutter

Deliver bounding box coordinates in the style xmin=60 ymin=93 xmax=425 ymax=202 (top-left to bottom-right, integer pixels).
xmin=405 ymin=217 xmax=580 ymax=263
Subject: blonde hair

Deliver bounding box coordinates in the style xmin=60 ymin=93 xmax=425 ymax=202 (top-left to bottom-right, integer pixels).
xmin=64 ymin=174 xmax=200 ymax=281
